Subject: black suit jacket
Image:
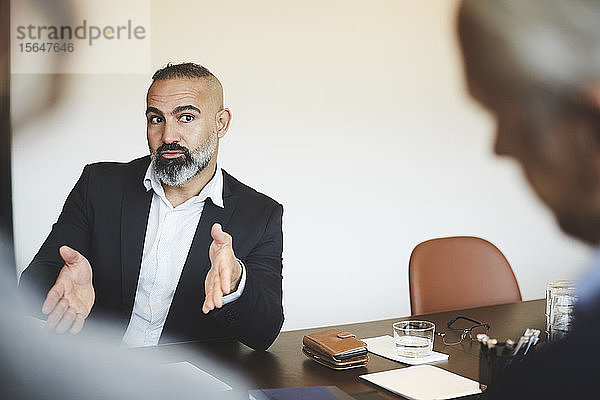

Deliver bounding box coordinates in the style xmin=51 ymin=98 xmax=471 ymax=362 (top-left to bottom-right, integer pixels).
xmin=20 ymin=156 xmax=284 ymax=350
xmin=483 ymin=296 xmax=599 ymax=399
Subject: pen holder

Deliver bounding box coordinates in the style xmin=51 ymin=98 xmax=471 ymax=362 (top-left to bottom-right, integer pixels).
xmin=478 ymin=344 xmax=527 ymax=390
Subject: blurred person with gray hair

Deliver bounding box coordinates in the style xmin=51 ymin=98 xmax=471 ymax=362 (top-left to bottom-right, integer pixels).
xmin=19 ymin=63 xmax=284 ymax=351
xmin=1 ymin=284 xmax=247 ymax=400
xmin=458 ymin=0 xmax=600 ymax=398
xmin=2 ymin=251 xmax=247 ymax=399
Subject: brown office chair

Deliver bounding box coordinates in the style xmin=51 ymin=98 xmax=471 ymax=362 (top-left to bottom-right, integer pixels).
xmin=409 ymin=236 xmax=521 ymax=315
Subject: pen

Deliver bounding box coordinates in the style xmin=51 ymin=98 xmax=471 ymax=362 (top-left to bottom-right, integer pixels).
xmin=477 ymin=334 xmax=489 ymax=345
xmin=512 ymin=337 xmax=525 ymax=355
xmin=523 ymin=330 xmax=540 ymax=355
xmin=502 ymin=339 xmax=514 ymax=356
xmin=512 ymin=329 xmax=533 ymax=355
xmin=477 ymin=334 xmax=489 ymax=354
xmin=487 ymin=339 xmax=498 ymax=357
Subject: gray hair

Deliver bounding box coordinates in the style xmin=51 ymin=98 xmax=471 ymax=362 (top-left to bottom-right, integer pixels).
xmin=152 ymin=62 xmax=215 ymax=81
xmin=150 ymin=62 xmax=224 ymax=109
xmin=458 ymin=0 xmax=600 ymax=100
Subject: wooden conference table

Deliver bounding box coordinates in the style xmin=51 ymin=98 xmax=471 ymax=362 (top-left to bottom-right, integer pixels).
xmin=134 ymin=299 xmax=545 ymax=399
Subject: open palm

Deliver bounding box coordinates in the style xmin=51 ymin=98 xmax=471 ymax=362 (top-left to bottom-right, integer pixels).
xmin=42 ymin=246 xmax=95 ymax=334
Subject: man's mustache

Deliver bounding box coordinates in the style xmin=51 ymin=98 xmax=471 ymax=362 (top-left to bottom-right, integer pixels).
xmin=156 ymin=143 xmax=191 ymax=157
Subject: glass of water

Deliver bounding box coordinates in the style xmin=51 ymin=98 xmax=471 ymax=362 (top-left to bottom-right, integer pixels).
xmin=545 ymin=280 xmax=577 ymax=343
xmin=393 ymin=320 xmax=435 ymax=358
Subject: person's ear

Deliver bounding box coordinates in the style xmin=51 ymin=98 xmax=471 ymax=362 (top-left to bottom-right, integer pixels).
xmin=216 ymin=108 xmax=232 ymax=138
xmin=583 ymin=83 xmax=600 ymax=147
xmin=586 ymin=83 xmax=600 ymax=111
xmin=582 ymin=84 xmax=600 ymax=196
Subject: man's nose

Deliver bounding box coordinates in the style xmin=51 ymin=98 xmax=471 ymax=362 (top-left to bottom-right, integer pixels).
xmin=161 ymin=121 xmax=181 ymax=144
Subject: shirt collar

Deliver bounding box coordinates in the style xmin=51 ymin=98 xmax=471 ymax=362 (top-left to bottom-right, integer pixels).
xmin=143 ymin=162 xmax=224 ymax=209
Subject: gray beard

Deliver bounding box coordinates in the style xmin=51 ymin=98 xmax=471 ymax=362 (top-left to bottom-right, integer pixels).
xmin=150 ymin=133 xmax=218 ymax=187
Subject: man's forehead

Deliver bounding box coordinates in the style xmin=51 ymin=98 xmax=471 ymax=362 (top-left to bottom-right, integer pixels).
xmin=146 ymin=78 xmax=213 ymax=105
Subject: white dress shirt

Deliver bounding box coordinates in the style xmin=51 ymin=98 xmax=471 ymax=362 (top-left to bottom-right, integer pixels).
xmin=121 ymin=165 xmax=246 ymax=347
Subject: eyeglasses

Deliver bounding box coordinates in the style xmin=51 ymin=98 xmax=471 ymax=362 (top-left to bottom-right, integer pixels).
xmin=436 ymin=316 xmax=490 ymax=346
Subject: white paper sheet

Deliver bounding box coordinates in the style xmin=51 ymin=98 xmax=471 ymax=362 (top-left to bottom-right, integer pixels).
xmin=360 ymin=365 xmax=481 ymax=400
xmin=362 ymin=335 xmax=449 ymax=365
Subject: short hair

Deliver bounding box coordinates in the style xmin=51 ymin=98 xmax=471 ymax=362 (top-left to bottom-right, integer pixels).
xmin=151 ymin=62 xmax=224 ymax=110
xmin=152 ymin=62 xmax=215 ymax=81
xmin=458 ymin=0 xmax=600 ymax=101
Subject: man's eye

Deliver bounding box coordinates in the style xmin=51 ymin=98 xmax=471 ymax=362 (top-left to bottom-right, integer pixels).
xmin=179 ymin=114 xmax=194 ymax=123
xmin=149 ymin=116 xmax=163 ymax=124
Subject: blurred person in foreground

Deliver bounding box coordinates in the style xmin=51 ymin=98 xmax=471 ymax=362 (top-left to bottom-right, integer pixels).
xmin=2 ymin=272 xmax=247 ymax=400
xmin=458 ymin=0 xmax=600 ymax=397
xmin=19 ymin=62 xmax=284 ymax=350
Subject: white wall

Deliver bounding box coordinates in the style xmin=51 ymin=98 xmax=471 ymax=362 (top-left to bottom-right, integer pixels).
xmin=12 ymin=0 xmax=592 ymax=331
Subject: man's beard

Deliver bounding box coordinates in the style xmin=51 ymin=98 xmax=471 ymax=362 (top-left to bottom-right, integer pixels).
xmin=150 ymin=132 xmax=217 ymax=187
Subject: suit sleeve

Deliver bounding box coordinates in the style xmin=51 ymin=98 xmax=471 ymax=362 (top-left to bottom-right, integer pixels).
xmin=211 ymin=203 xmax=284 ymax=351
xmin=18 ymin=166 xmax=92 ymax=314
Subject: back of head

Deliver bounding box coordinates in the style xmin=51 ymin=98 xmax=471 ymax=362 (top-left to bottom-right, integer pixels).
xmin=458 ymin=1 xmax=600 ymax=246
xmin=458 ymin=0 xmax=600 ymax=107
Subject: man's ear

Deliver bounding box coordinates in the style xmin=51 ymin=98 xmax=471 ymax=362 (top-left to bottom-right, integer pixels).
xmin=586 ymin=83 xmax=600 ymax=111
xmin=216 ymin=108 xmax=232 ymax=138
xmin=583 ymin=84 xmax=600 ymax=196
xmin=584 ymin=83 xmax=600 ymax=146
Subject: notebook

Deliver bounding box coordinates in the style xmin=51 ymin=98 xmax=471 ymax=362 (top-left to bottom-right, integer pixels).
xmin=360 ymin=365 xmax=481 ymax=400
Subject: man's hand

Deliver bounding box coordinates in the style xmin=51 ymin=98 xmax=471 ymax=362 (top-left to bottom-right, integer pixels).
xmin=202 ymin=223 xmax=242 ymax=314
xmin=41 ymin=246 xmax=95 ymax=334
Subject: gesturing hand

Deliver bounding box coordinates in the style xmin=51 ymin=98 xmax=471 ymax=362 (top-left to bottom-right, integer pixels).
xmin=41 ymin=245 xmax=95 ymax=334
xmin=202 ymin=223 xmax=242 ymax=314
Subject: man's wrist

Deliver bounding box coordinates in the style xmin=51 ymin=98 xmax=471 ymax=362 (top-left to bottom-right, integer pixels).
xmin=222 ymin=259 xmax=246 ymax=305
xmin=230 ymin=259 xmax=243 ymax=292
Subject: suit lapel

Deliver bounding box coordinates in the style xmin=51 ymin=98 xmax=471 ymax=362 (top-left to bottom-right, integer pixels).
xmin=120 ymin=167 xmax=153 ymax=319
xmin=163 ymin=175 xmax=239 ymax=338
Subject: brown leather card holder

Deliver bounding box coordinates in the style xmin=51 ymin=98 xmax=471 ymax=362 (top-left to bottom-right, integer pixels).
xmin=302 ymin=328 xmax=368 ymax=370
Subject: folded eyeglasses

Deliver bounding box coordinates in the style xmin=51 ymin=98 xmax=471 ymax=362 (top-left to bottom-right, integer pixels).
xmin=436 ymin=316 xmax=490 ymax=346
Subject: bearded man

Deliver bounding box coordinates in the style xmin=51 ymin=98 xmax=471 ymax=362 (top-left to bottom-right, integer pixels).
xmin=19 ymin=63 xmax=284 ymax=350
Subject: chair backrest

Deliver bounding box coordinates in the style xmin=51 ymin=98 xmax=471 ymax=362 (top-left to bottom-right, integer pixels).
xmin=409 ymin=236 xmax=521 ymax=315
